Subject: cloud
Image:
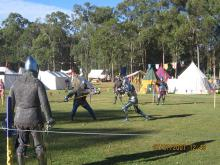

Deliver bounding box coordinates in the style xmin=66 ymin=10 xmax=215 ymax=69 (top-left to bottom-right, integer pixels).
xmin=0 ymin=0 xmax=72 ymax=23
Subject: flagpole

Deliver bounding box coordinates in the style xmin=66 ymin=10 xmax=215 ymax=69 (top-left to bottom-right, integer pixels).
xmin=6 ymin=96 xmax=13 ymax=165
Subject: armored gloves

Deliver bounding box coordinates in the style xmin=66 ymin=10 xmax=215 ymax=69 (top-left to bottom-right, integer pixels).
xmin=45 ymin=118 xmax=55 ymax=131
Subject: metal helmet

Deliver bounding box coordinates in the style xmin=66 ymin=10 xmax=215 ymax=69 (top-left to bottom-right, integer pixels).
xmin=160 ymin=77 xmax=164 ymax=81
xmin=25 ymin=56 xmax=39 ymax=74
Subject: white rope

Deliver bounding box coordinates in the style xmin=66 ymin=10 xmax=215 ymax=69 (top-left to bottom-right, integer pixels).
xmin=0 ymin=127 xmax=144 ymax=136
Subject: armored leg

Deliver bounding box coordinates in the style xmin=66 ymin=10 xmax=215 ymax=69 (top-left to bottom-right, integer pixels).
xmin=122 ymin=102 xmax=132 ymax=121
xmin=32 ymin=130 xmax=47 ymax=165
xmin=162 ymin=94 xmax=165 ymax=104
xmin=113 ymin=95 xmax=117 ymax=104
xmin=119 ymin=94 xmax=122 ymax=103
xmin=17 ymin=153 xmax=25 ymax=165
xmin=36 ymin=145 xmax=47 ymax=165
xmin=16 ymin=130 xmax=29 ymax=165
xmin=71 ymin=101 xmax=80 ymax=120
xmin=157 ymin=94 xmax=161 ymax=105
xmin=82 ymin=100 xmax=96 ymax=120
xmin=134 ymin=105 xmax=149 ymax=119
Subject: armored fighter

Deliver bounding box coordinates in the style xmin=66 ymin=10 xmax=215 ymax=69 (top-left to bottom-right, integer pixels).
xmin=156 ymin=77 xmax=168 ymax=105
xmin=10 ymin=56 xmax=55 ymax=165
xmin=113 ymin=75 xmax=124 ymax=104
xmin=121 ymin=77 xmax=152 ymax=121
xmin=64 ymin=71 xmax=99 ymax=121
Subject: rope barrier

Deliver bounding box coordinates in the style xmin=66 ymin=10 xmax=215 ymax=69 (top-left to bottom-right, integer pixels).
xmin=2 ymin=127 xmax=220 ymax=138
xmin=0 ymin=127 xmax=144 ymax=136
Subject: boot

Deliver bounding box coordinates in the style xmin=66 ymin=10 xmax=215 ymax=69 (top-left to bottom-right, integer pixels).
xmin=37 ymin=154 xmax=47 ymax=165
xmin=64 ymin=96 xmax=69 ymax=102
xmin=122 ymin=109 xmax=128 ymax=121
xmin=17 ymin=154 xmax=25 ymax=165
xmin=113 ymin=97 xmax=117 ymax=104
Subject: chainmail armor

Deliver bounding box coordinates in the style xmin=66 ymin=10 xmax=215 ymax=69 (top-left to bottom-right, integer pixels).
xmin=10 ymin=72 xmax=52 ymax=129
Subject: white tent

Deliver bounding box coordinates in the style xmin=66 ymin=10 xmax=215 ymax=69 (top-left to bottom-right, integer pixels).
xmin=38 ymin=70 xmax=70 ymax=90
xmin=0 ymin=74 xmax=21 ymax=89
xmin=88 ymin=69 xmax=106 ymax=80
xmin=168 ymin=62 xmax=212 ymax=94
xmin=0 ymin=67 xmax=21 ymax=89
xmin=61 ymin=69 xmax=72 ymax=77
xmin=0 ymin=67 xmax=16 ymax=74
xmin=167 ymin=78 xmax=179 ymax=93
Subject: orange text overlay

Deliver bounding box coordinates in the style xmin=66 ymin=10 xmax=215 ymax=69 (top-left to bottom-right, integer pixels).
xmin=152 ymin=144 xmax=207 ymax=151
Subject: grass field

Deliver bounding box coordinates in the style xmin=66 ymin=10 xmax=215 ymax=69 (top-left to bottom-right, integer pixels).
xmin=0 ymin=82 xmax=220 ymax=165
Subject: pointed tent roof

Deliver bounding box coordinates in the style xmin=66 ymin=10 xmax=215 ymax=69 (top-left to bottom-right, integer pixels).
xmin=178 ymin=61 xmax=206 ymax=79
xmin=175 ymin=61 xmax=212 ymax=94
xmin=143 ymin=68 xmax=158 ymax=80
xmin=156 ymin=66 xmax=170 ymax=81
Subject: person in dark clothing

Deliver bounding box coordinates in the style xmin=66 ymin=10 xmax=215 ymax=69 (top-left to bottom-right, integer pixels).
xmin=10 ymin=56 xmax=55 ymax=165
xmin=64 ymin=75 xmax=96 ymax=121
xmin=121 ymin=77 xmax=152 ymax=121
xmin=156 ymin=77 xmax=168 ymax=105
xmin=113 ymin=76 xmax=124 ymax=104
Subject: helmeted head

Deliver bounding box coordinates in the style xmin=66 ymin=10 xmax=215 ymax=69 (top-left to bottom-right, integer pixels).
xmin=160 ymin=77 xmax=164 ymax=82
xmin=25 ymin=56 xmax=39 ymax=77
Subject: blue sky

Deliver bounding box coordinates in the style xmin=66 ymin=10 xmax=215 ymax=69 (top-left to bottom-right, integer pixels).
xmin=0 ymin=0 xmax=122 ymax=23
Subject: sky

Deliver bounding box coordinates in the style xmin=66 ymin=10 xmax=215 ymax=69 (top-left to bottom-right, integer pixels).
xmin=0 ymin=0 xmax=122 ymax=23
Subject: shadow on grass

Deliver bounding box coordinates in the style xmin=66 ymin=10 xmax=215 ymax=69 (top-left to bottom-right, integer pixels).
xmin=140 ymin=102 xmax=205 ymax=105
xmin=54 ymin=110 xmax=194 ymax=123
xmin=163 ymin=102 xmax=205 ymax=105
xmin=54 ymin=109 xmax=130 ymax=123
xmin=152 ymin=114 xmax=194 ymax=120
xmin=83 ymin=140 xmax=215 ymax=165
xmin=43 ymin=127 xmax=159 ymax=153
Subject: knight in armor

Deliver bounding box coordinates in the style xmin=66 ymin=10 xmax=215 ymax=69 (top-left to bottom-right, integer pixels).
xmin=9 ymin=56 xmax=55 ymax=165
xmin=113 ymin=75 xmax=124 ymax=104
xmin=121 ymin=77 xmax=152 ymax=121
xmin=156 ymin=77 xmax=168 ymax=105
xmin=64 ymin=70 xmax=97 ymax=121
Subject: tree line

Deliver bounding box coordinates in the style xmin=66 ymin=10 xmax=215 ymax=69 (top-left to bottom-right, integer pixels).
xmin=0 ymin=0 xmax=220 ymax=78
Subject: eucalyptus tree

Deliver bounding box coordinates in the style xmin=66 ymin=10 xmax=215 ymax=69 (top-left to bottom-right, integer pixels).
xmin=45 ymin=11 xmax=71 ymax=71
xmin=71 ymin=2 xmax=96 ymax=76
xmin=0 ymin=28 xmax=6 ymax=64
xmin=91 ymin=18 xmax=124 ymax=79
xmin=89 ymin=6 xmax=119 ymax=70
xmin=167 ymin=14 xmax=188 ymax=77
xmin=185 ymin=0 xmax=211 ymax=68
xmin=1 ymin=13 xmax=30 ymax=62
xmin=31 ymin=24 xmax=52 ymax=70
xmin=17 ymin=22 xmax=41 ymax=61
xmin=116 ymin=0 xmax=143 ymax=73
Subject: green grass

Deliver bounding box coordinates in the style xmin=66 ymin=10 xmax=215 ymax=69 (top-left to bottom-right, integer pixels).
xmin=1 ymin=82 xmax=220 ymax=165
